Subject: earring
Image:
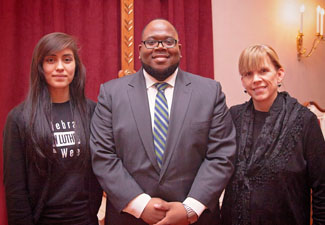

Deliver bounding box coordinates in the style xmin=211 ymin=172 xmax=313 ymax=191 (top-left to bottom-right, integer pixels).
xmin=244 ymin=90 xmax=247 ymax=93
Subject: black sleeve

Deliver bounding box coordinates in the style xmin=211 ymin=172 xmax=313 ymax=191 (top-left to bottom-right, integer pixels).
xmin=87 ymin=169 xmax=102 ymax=225
xmin=304 ymin=113 xmax=325 ymax=224
xmin=87 ymin=100 xmax=103 ymax=225
xmin=87 ymin=99 xmax=97 ymax=116
xmin=3 ymin=108 xmax=34 ymax=225
xmin=229 ymin=104 xmax=244 ymax=122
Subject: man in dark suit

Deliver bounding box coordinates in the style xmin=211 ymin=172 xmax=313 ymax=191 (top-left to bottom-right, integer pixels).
xmin=90 ymin=19 xmax=236 ymax=225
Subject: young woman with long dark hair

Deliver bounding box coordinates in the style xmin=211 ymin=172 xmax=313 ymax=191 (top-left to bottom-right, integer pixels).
xmin=3 ymin=32 xmax=102 ymax=225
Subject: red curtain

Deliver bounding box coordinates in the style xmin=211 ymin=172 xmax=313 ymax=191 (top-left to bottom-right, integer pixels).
xmin=0 ymin=0 xmax=213 ymax=224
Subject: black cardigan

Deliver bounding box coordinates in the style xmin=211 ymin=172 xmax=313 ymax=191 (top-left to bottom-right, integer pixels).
xmin=3 ymin=100 xmax=102 ymax=225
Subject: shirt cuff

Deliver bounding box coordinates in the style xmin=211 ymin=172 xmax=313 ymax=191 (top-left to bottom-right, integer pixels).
xmin=122 ymin=193 xmax=151 ymax=218
xmin=183 ymin=197 xmax=207 ymax=217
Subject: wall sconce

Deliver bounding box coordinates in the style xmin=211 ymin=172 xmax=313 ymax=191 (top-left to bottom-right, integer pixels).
xmin=297 ymin=5 xmax=325 ymax=61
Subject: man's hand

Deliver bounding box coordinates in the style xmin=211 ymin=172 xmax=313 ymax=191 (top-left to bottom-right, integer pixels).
xmin=140 ymin=198 xmax=168 ymax=224
xmin=153 ymin=202 xmax=190 ymax=225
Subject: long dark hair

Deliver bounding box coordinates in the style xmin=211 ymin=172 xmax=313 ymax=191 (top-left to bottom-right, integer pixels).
xmin=24 ymin=32 xmax=90 ymax=174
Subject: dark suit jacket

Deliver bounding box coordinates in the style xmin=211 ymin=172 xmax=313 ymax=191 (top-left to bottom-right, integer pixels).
xmin=90 ymin=69 xmax=236 ymax=225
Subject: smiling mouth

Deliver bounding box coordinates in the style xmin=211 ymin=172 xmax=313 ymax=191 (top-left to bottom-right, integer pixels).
xmin=152 ymin=55 xmax=169 ymax=58
xmin=253 ymin=86 xmax=266 ymax=92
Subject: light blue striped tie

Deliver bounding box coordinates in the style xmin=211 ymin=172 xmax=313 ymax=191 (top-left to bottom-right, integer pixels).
xmin=153 ymin=83 xmax=169 ymax=168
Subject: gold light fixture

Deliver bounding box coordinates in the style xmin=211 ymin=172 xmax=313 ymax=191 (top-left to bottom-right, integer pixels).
xmin=297 ymin=5 xmax=325 ymax=61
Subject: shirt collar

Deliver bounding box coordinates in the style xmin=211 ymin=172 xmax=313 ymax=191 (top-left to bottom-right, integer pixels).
xmin=143 ymin=68 xmax=178 ymax=89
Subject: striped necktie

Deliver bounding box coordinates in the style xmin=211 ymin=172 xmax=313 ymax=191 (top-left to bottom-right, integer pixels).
xmin=153 ymin=82 xmax=169 ymax=168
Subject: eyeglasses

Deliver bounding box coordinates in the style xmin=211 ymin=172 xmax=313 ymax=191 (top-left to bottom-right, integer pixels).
xmin=142 ymin=38 xmax=178 ymax=49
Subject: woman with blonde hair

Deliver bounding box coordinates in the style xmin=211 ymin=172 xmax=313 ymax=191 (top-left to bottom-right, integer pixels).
xmin=221 ymin=44 xmax=325 ymax=225
xmin=3 ymin=32 xmax=102 ymax=225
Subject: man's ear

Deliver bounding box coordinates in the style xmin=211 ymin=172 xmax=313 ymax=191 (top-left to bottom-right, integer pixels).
xmin=178 ymin=43 xmax=182 ymax=57
xmin=138 ymin=44 xmax=142 ymax=59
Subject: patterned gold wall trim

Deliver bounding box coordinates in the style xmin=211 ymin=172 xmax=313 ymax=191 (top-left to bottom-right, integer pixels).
xmin=118 ymin=0 xmax=136 ymax=78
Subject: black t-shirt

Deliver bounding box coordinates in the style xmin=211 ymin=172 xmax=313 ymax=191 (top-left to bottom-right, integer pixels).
xmin=38 ymin=101 xmax=90 ymax=225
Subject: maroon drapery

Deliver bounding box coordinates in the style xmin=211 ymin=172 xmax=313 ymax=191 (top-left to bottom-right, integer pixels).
xmin=0 ymin=1 xmax=213 ymax=224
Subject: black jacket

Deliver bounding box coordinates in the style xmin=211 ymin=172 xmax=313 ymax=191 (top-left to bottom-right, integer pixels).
xmin=3 ymin=100 xmax=102 ymax=225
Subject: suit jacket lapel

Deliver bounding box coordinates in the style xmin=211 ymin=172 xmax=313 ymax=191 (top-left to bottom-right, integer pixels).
xmin=127 ymin=70 xmax=160 ymax=173
xmin=160 ymin=70 xmax=192 ymax=179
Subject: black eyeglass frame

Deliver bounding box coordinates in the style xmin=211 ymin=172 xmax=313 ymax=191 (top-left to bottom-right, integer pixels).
xmin=141 ymin=39 xmax=178 ymax=49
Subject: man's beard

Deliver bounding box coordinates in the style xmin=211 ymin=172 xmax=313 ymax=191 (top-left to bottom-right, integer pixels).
xmin=141 ymin=61 xmax=179 ymax=81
